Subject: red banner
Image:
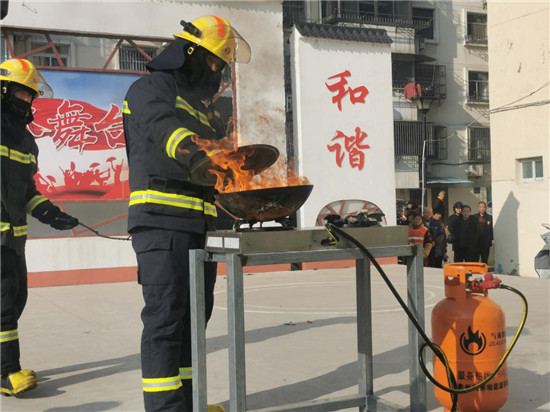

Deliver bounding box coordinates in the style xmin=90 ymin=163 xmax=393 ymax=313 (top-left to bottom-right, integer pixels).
xmin=28 ymin=98 xmax=129 ymax=200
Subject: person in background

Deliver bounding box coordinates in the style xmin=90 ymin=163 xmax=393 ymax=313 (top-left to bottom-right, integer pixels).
xmin=447 ymin=201 xmax=463 ymax=244
xmin=473 ymin=201 xmax=493 ymax=264
xmin=433 ymin=210 xmax=448 ymax=267
xmin=399 ymin=200 xmax=419 ymax=225
xmin=123 ymin=16 xmax=250 ymax=412
xmin=452 ymin=205 xmax=478 ymax=262
xmin=408 ymin=212 xmax=433 ymax=266
xmin=432 ymin=190 xmax=446 ymax=217
xmin=423 ymin=207 xmax=445 ymax=268
xmin=1 ymin=58 xmax=79 ymax=396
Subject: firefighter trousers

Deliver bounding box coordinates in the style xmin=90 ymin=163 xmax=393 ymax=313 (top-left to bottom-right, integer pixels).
xmin=1 ymin=246 xmax=28 ymax=376
xmin=132 ymin=228 xmax=217 ymax=412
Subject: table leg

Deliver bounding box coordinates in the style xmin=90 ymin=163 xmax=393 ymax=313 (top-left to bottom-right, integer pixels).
xmin=227 ymin=253 xmax=247 ymax=411
xmin=406 ymin=245 xmax=427 ymax=412
xmin=190 ymin=249 xmax=208 ymax=412
xmin=356 ymin=258 xmax=373 ymax=412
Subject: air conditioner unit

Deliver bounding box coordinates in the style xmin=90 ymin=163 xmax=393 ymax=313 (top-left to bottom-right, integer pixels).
xmin=415 ymin=37 xmax=426 ymax=52
xmin=467 ymin=164 xmax=484 ymax=177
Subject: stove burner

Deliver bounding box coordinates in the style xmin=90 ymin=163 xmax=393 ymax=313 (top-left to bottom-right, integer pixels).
xmin=235 ymin=217 xmax=295 ymax=232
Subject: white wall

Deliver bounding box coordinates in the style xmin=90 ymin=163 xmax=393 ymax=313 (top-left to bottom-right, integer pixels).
xmin=487 ymin=1 xmax=550 ymax=277
xmin=291 ymin=28 xmax=396 ymax=227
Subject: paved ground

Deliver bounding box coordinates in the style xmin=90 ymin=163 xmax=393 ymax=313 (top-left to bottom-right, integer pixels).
xmin=1 ymin=265 xmax=548 ymax=412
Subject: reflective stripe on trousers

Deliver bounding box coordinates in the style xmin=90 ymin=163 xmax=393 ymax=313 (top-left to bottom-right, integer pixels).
xmin=142 ymin=375 xmax=182 ymax=392
xmin=0 ymin=329 xmax=18 ymax=343
xmin=179 ymin=367 xmax=192 ymax=380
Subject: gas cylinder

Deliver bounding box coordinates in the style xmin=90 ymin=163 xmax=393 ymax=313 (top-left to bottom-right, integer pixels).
xmin=432 ymin=263 xmax=508 ymax=412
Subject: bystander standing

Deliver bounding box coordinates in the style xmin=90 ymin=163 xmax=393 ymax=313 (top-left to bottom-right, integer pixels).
xmin=408 ymin=212 xmax=433 ymax=267
xmin=473 ymin=201 xmax=493 ymax=264
xmin=452 ymin=205 xmax=478 ymax=262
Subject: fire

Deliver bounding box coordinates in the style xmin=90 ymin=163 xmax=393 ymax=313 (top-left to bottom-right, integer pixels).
xmin=191 ymin=136 xmax=309 ymax=193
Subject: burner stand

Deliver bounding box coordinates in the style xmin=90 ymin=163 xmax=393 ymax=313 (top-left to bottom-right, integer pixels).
xmin=235 ymin=216 xmax=295 ymax=232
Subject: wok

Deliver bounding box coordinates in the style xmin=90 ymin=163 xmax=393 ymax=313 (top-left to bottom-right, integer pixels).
xmin=189 ymin=144 xmax=279 ymax=186
xmin=215 ymin=184 xmax=314 ymax=222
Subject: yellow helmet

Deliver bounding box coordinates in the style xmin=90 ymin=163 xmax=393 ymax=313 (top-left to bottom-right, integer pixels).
xmin=174 ymin=16 xmax=251 ymax=65
xmin=0 ymin=58 xmax=40 ymax=95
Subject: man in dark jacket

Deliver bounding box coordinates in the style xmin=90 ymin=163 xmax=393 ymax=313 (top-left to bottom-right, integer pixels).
xmin=451 ymin=204 xmax=478 ymax=262
xmin=123 ymin=16 xmax=250 ymax=412
xmin=473 ymin=201 xmax=493 ymax=264
xmin=423 ymin=207 xmax=445 ymax=268
xmin=446 ymin=201 xmax=463 ymax=244
xmin=1 ymin=58 xmax=78 ymax=396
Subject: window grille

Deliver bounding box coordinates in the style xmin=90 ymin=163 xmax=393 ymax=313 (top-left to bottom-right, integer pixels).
xmin=119 ymin=45 xmax=157 ymax=72
xmin=468 ymin=127 xmax=491 ymax=162
xmin=428 ymin=126 xmax=448 ymax=160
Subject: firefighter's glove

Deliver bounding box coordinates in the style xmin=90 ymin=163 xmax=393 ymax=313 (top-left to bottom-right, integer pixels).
xmin=39 ymin=207 xmax=79 ymax=230
xmin=50 ymin=211 xmax=79 ymax=230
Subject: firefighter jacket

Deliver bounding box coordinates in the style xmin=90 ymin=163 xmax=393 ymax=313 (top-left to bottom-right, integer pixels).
xmin=1 ymin=112 xmax=59 ymax=255
xmin=123 ymin=69 xmax=224 ymax=234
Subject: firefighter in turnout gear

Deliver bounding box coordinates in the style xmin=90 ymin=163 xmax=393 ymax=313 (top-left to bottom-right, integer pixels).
xmin=1 ymin=58 xmax=79 ymax=396
xmin=123 ymin=16 xmax=250 ymax=412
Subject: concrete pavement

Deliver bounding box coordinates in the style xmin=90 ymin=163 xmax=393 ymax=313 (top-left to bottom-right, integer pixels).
xmin=1 ymin=265 xmax=549 ymax=412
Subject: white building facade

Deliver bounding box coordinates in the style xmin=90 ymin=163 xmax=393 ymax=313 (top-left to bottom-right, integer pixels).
xmin=487 ymin=0 xmax=550 ymax=277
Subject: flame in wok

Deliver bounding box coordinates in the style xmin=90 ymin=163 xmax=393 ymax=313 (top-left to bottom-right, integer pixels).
xmin=191 ymin=136 xmax=310 ymax=193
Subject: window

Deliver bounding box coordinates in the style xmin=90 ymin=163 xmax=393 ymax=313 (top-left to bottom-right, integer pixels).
xmin=283 ymin=1 xmax=306 ymax=28
xmin=30 ymin=42 xmax=70 ymax=67
xmin=468 ymin=71 xmax=489 ymax=102
xmin=468 ymin=127 xmax=491 ymax=162
xmin=1 ymin=36 xmax=10 ymax=61
xmin=466 ymin=12 xmax=487 ymax=44
xmin=413 ymin=7 xmax=434 ymax=40
xmin=520 ymin=157 xmax=544 ymax=182
xmin=119 ymin=45 xmax=157 ymax=72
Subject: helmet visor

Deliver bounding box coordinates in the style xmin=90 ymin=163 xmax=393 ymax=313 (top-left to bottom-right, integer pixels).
xmin=197 ymin=24 xmax=251 ymax=64
xmin=37 ymin=71 xmax=53 ymax=98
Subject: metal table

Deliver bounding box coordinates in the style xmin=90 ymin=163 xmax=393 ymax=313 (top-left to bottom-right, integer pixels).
xmin=190 ymin=226 xmax=426 ymax=411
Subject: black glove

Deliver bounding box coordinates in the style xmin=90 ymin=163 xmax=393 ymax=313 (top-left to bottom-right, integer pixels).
xmin=50 ymin=211 xmax=79 ymax=230
xmin=39 ymin=207 xmax=79 ymax=230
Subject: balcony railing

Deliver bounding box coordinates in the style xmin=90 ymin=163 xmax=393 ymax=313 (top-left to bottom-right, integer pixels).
xmin=466 ymin=22 xmax=487 ymax=45
xmin=393 ymin=64 xmax=447 ymax=101
xmin=321 ymin=8 xmax=431 ymax=30
xmin=468 ymin=80 xmax=489 ymax=103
